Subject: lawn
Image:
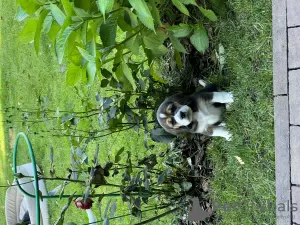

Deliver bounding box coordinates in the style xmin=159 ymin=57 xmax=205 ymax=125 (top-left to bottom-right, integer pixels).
xmin=0 ymin=0 xmax=274 ymax=224
xmin=207 ymin=0 xmax=274 ymax=224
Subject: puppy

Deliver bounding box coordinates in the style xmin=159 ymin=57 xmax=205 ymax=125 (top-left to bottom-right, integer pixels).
xmin=156 ymin=80 xmax=233 ymax=140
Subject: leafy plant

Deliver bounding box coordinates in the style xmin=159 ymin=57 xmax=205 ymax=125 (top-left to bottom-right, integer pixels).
xmin=15 ymin=0 xmax=223 ymax=144
xmin=16 ymin=0 xmax=219 ymax=88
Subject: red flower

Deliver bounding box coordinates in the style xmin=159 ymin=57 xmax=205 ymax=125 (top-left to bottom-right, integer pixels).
xmin=73 ymin=197 xmax=94 ymax=210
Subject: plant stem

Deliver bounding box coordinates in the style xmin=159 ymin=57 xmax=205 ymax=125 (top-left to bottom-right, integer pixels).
xmin=0 ymin=180 xmax=34 ymax=188
xmin=83 ymin=204 xmax=172 ymax=225
xmin=103 ymin=51 xmax=131 ymax=64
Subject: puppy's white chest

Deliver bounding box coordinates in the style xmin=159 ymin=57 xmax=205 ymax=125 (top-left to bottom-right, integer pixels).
xmin=193 ymin=111 xmax=220 ymax=126
xmin=193 ymin=103 xmax=222 ymax=133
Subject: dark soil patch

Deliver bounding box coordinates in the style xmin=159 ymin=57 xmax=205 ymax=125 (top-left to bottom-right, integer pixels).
xmin=160 ymin=48 xmax=221 ymax=224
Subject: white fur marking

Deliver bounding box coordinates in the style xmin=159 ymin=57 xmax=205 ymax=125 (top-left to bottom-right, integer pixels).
xmin=198 ymin=79 xmax=207 ymax=87
xmin=211 ymin=92 xmax=234 ymax=103
xmin=159 ymin=113 xmax=167 ymax=119
xmin=210 ymin=127 xmax=232 ymax=141
xmin=174 ymin=105 xmax=192 ymax=126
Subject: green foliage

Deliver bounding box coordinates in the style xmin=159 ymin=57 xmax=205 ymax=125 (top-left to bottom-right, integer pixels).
xmin=150 ymin=128 xmax=175 ymax=143
xmin=199 ymin=7 xmax=218 ymax=21
xmin=128 ymin=0 xmax=155 ymax=30
xmin=15 ymin=0 xmax=222 ymax=141
xmin=16 ymin=0 xmax=220 ymax=88
xmin=54 ymin=192 xmax=76 ymax=225
xmin=17 ymin=0 xmax=41 ymax=15
xmin=190 ymin=23 xmax=209 ymax=53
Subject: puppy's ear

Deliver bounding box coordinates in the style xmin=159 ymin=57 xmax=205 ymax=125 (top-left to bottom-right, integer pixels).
xmin=162 ymin=94 xmax=190 ymax=105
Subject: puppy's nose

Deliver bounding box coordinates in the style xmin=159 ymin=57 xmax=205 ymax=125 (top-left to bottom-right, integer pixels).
xmin=180 ymin=111 xmax=186 ymax=119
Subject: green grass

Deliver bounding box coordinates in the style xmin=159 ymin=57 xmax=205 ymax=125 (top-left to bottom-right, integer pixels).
xmin=0 ymin=2 xmax=170 ymax=225
xmin=207 ymin=0 xmax=274 ymax=224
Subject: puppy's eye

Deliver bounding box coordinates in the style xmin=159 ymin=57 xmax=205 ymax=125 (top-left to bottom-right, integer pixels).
xmin=171 ymin=118 xmax=176 ymax=126
xmin=171 ymin=104 xmax=177 ymax=113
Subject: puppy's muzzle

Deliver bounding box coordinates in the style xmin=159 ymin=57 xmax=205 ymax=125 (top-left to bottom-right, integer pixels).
xmin=180 ymin=111 xmax=187 ymax=119
xmin=174 ymin=105 xmax=192 ymax=126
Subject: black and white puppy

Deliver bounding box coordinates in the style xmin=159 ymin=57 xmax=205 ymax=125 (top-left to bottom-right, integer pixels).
xmin=156 ymin=80 xmax=233 ymax=140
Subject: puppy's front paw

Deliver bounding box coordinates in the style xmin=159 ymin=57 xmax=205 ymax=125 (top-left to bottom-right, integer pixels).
xmin=225 ymin=92 xmax=234 ymax=103
xmin=219 ymin=122 xmax=226 ymax=127
xmin=223 ymin=131 xmax=232 ymax=141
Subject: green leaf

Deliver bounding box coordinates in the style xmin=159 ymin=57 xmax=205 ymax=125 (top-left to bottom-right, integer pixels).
xmin=61 ymin=0 xmax=74 ymax=17
xmin=169 ymin=35 xmax=187 ymax=53
xmin=150 ymin=128 xmax=175 ymax=143
xmin=60 ymin=16 xmax=72 ymax=37
xmin=128 ymin=0 xmax=155 ymax=30
xmin=73 ymin=7 xmax=91 ymax=18
xmin=117 ymin=12 xmax=133 ymax=32
xmin=199 ymin=7 xmax=217 ymax=21
xmin=143 ymin=30 xmax=167 ymax=50
xmin=50 ymin=4 xmax=66 ymax=26
xmin=66 ymin=63 xmax=82 ymax=86
xmin=181 ymin=0 xmax=198 ymax=6
xmin=81 ymin=64 xmax=88 ymax=83
xmin=66 ymin=28 xmax=77 ymax=57
xmin=115 ymin=147 xmax=125 ymax=163
xmin=149 ymin=0 xmax=162 ymax=26
xmin=97 ymin=0 xmax=114 ymax=20
xmin=157 ymin=173 xmax=165 ymax=185
xmin=174 ymin=50 xmax=182 ymax=69
xmin=101 ymin=69 xmax=112 ymax=79
xmin=100 ymin=13 xmax=119 ymax=47
xmin=124 ymin=34 xmax=141 ymax=55
xmin=18 ymin=0 xmax=40 ymax=15
xmin=73 ymin=0 xmax=91 ymax=11
xmin=116 ymin=63 xmax=135 ymax=90
xmin=150 ymin=61 xmax=166 ymax=84
xmin=171 ymin=0 xmax=190 ymax=16
xmin=77 ymin=46 xmax=95 ymax=62
xmin=53 ymin=192 xmax=76 ymax=225
xmin=89 ymin=37 xmax=97 ymax=57
xmin=110 ymin=201 xmax=117 ymax=217
xmin=151 ymin=45 xmax=168 ymax=57
xmin=101 ymin=79 xmax=109 ymax=87
xmin=42 ymin=13 xmax=53 ymax=33
xmin=15 ymin=6 xmax=28 ymax=22
xmin=208 ymin=0 xmax=226 ymax=16
xmin=81 ymin=21 xmax=88 ymax=45
xmin=85 ymin=38 xmax=98 ymax=86
xmin=19 ymin=18 xmax=38 ymax=43
xmin=68 ymin=44 xmax=82 ymax=65
xmin=124 ymin=8 xmax=138 ymax=28
xmin=86 ymin=61 xmax=96 ymax=86
xmin=122 ymin=62 xmax=136 ymax=90
xmin=34 ymin=10 xmax=50 ymax=55
xmin=48 ymin=22 xmax=61 ymax=43
xmin=56 ymin=25 xmax=76 ymax=64
xmin=166 ymin=23 xmax=192 ymax=38
xmin=190 ymin=23 xmax=209 ymax=53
